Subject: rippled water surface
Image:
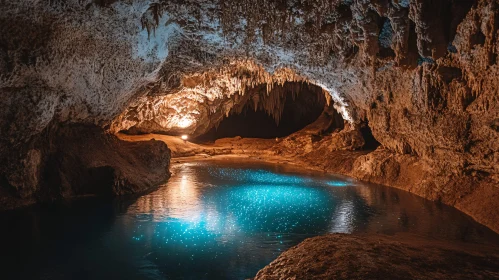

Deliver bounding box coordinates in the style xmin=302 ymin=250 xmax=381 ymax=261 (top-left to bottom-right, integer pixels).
xmin=1 ymin=159 xmax=499 ymax=279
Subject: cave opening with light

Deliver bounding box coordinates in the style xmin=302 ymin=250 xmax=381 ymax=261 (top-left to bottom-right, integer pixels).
xmin=196 ymin=82 xmax=333 ymax=141
xmin=1 ymin=0 xmax=499 ymax=279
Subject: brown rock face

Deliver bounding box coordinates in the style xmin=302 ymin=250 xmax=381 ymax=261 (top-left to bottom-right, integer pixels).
xmin=0 ymin=124 xmax=171 ymax=210
xmin=42 ymin=125 xmax=171 ymax=198
xmin=254 ymin=234 xmax=499 ymax=280
xmin=0 ymin=0 xmax=498 ymax=232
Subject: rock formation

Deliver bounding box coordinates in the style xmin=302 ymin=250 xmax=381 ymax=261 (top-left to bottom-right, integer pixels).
xmin=0 ymin=124 xmax=171 ymax=210
xmin=254 ymin=233 xmax=499 ymax=279
xmin=0 ymin=0 xmax=498 ymax=232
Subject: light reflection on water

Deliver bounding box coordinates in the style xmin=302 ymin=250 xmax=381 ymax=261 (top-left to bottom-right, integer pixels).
xmin=1 ymin=160 xmax=499 ymax=280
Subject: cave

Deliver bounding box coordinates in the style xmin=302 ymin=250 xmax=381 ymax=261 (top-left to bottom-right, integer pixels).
xmin=196 ymin=82 xmax=329 ymax=141
xmin=359 ymin=120 xmax=381 ymax=151
xmin=1 ymin=1 xmax=499 ymax=279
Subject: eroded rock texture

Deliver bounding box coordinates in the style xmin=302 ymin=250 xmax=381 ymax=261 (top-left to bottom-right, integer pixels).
xmin=0 ymin=124 xmax=171 ymax=210
xmin=254 ymin=234 xmax=499 ymax=279
xmin=0 ymin=0 xmax=498 ymax=230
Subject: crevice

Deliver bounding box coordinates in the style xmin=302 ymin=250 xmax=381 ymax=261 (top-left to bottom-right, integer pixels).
xmin=470 ymin=30 xmax=486 ymax=47
xmin=93 ymin=0 xmax=118 ymax=7
xmin=450 ymin=0 xmax=477 ymax=41
xmin=359 ymin=120 xmax=381 ymax=151
xmin=141 ymin=3 xmax=163 ymax=39
xmin=402 ymin=141 xmax=416 ymax=156
xmin=489 ymin=52 xmax=497 ymax=66
xmin=344 ymin=45 xmax=360 ymax=62
xmin=461 ymin=86 xmax=476 ymax=110
xmin=490 ymin=119 xmax=499 ymax=132
xmin=399 ymin=20 xmax=419 ymax=68
xmin=378 ymin=17 xmax=396 ymax=59
xmin=437 ymin=66 xmax=462 ymax=84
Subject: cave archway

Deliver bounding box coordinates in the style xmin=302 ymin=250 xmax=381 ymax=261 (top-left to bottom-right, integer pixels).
xmin=196 ymin=82 xmax=333 ymax=141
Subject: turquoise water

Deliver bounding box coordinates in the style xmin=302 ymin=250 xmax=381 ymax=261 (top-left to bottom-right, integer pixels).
xmin=1 ymin=160 xmax=498 ymax=279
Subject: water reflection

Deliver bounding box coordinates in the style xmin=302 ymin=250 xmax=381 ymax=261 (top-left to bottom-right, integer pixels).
xmin=121 ymin=161 xmax=499 ymax=279
xmin=1 ymin=160 xmax=499 ymax=280
xmin=330 ymin=200 xmax=355 ymax=233
xmin=129 ymin=164 xmax=342 ymax=236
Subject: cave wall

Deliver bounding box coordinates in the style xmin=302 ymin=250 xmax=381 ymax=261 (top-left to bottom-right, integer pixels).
xmin=112 ymin=0 xmax=499 ymax=199
xmin=0 ymin=0 xmax=175 ymax=206
xmin=0 ymin=0 xmax=498 ymax=229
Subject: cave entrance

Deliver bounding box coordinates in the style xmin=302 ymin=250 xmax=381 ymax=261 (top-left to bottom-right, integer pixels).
xmin=197 ymin=82 xmax=330 ymax=141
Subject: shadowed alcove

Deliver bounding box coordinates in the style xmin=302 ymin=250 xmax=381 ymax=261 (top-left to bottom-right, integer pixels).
xmin=196 ymin=82 xmax=331 ymax=141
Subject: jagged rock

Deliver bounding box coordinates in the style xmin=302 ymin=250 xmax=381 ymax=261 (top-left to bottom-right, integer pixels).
xmin=330 ymin=124 xmax=366 ymax=151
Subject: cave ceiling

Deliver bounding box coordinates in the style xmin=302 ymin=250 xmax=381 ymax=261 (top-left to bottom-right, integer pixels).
xmin=0 ymin=0 xmax=497 ymax=172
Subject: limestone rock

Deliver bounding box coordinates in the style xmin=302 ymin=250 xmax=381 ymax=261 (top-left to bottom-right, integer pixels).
xmin=254 ymin=234 xmax=499 ymax=280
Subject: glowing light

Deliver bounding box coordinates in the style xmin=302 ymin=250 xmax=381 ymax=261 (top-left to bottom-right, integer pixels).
xmin=326 ymin=181 xmax=350 ymax=187
xmin=181 ymin=135 xmax=188 ymax=140
xmin=178 ymin=117 xmax=194 ymax=128
xmin=208 ymin=168 xmax=310 ymax=185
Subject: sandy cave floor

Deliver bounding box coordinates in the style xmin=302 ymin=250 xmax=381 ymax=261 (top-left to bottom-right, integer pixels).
xmin=117 ymin=133 xmax=369 ymax=172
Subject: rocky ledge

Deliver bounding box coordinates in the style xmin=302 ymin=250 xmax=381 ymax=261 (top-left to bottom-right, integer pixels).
xmin=0 ymin=125 xmax=171 ymax=210
xmin=254 ymin=234 xmax=499 ymax=280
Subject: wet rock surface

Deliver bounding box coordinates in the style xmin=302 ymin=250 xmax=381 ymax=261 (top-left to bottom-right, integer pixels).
xmin=254 ymin=233 xmax=499 ymax=280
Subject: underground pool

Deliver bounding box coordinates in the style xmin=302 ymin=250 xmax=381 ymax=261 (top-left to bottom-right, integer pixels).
xmin=1 ymin=159 xmax=499 ymax=280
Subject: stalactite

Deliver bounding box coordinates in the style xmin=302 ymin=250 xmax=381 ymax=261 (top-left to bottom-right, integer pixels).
xmin=324 ymin=89 xmax=332 ymax=106
xmin=141 ymin=3 xmax=163 ymax=39
xmin=217 ymin=0 xmax=346 ymax=64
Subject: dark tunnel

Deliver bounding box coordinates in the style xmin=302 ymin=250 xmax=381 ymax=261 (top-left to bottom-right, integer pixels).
xmin=197 ymin=82 xmax=331 ymax=141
